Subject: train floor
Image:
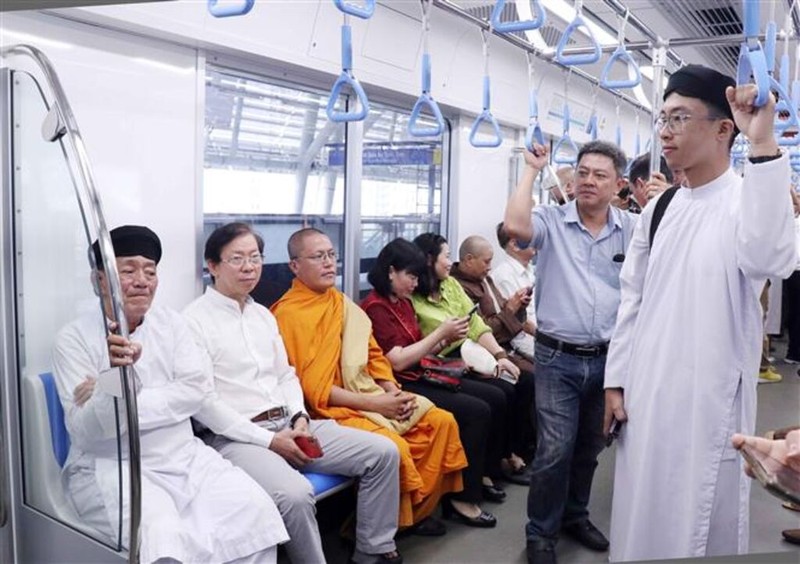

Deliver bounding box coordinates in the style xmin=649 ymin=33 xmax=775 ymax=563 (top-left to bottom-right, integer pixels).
xmin=304 ymin=339 xmax=800 ymax=564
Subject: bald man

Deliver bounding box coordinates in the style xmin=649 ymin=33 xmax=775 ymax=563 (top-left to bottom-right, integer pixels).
xmin=450 ymin=235 xmax=537 ymax=481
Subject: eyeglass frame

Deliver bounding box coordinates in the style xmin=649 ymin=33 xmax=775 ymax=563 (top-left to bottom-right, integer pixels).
xmin=654 ymin=112 xmax=723 ymax=135
xmin=220 ymin=254 xmax=265 ymax=268
xmin=290 ymin=250 xmax=338 ymax=264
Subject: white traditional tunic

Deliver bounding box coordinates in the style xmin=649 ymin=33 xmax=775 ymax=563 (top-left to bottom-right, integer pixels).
xmin=52 ymin=306 xmax=288 ymax=563
xmin=605 ymin=156 xmax=796 ymax=561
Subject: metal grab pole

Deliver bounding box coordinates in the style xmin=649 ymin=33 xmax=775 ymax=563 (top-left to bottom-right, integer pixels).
xmin=649 ymin=42 xmax=668 ymax=177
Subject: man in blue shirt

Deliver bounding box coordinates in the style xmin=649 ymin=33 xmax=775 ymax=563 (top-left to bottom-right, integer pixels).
xmin=504 ymin=141 xmax=637 ymax=564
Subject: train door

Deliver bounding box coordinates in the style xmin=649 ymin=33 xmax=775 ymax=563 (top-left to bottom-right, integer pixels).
xmin=1 ymin=48 xmax=139 ymax=563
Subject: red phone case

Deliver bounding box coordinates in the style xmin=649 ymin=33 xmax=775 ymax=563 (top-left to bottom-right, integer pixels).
xmin=295 ymin=436 xmax=323 ymax=458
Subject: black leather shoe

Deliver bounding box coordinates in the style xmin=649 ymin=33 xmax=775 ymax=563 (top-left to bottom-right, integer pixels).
xmin=410 ymin=516 xmax=447 ymax=537
xmin=442 ymin=500 xmax=497 ymax=528
xmin=562 ymin=520 xmax=609 ymax=551
xmin=481 ymin=483 xmax=506 ymax=502
xmin=501 ymin=464 xmax=533 ymax=486
xmin=526 ymin=539 xmax=557 ymax=564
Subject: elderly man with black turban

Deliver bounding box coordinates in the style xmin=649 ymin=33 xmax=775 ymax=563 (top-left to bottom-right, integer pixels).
xmin=52 ymin=225 xmax=288 ymax=563
xmin=603 ymin=66 xmax=797 ymax=561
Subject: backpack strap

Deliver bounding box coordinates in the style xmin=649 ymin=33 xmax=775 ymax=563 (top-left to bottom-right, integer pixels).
xmin=648 ymin=186 xmax=679 ymax=251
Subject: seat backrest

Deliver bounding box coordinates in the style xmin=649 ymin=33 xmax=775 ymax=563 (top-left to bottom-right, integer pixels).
xmin=38 ymin=372 xmax=71 ymax=467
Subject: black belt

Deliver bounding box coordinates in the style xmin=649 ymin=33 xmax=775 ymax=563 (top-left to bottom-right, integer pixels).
xmin=251 ymin=406 xmax=289 ymax=423
xmin=535 ymin=332 xmax=609 ymax=357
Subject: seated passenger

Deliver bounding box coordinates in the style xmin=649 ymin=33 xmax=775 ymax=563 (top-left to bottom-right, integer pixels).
xmin=492 ymin=222 xmax=536 ymax=360
xmin=361 ymin=238 xmax=498 ymax=527
xmin=184 ymin=222 xmax=402 ymax=564
xmin=272 ymin=228 xmax=467 ymax=532
xmin=449 ymin=235 xmax=537 ymax=475
xmin=52 ymin=225 xmax=287 ymax=564
xmin=410 ymin=232 xmax=522 ymax=490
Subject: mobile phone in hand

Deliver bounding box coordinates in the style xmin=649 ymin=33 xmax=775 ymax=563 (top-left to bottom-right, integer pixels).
xmin=526 ymin=286 xmax=534 ymax=297
xmin=295 ymin=436 xmax=323 ymax=458
xmin=739 ymin=444 xmax=800 ymax=505
xmin=606 ymin=418 xmax=624 ymax=447
xmin=466 ymin=303 xmax=479 ymax=317
xmin=498 ymin=370 xmax=518 ymax=385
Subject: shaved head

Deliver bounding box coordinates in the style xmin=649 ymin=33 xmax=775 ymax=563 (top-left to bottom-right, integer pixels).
xmin=459 ymin=235 xmax=492 ymax=261
xmin=287 ymin=227 xmax=326 ymax=260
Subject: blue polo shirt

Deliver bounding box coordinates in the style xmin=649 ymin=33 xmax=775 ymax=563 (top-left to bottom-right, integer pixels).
xmin=528 ymin=201 xmax=638 ymax=344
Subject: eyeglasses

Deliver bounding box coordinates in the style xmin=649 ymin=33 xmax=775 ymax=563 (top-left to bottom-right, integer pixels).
xmin=222 ymin=254 xmax=264 ymax=268
xmin=293 ymin=250 xmax=337 ymax=264
xmin=654 ymin=113 xmax=719 ymax=135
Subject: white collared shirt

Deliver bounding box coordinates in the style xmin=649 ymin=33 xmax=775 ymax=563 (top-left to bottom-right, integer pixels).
xmin=491 ymin=252 xmax=536 ymax=355
xmin=184 ymin=286 xmax=306 ymax=447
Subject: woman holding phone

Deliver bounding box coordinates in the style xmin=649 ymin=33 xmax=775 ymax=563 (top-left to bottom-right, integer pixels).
xmin=361 ymin=238 xmax=505 ymax=526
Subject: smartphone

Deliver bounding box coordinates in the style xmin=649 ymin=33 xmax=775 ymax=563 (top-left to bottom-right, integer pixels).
xmin=466 ymin=303 xmax=479 ymax=317
xmin=525 ymin=286 xmax=534 ymax=297
xmin=498 ymin=369 xmax=518 ymax=385
xmin=739 ymin=445 xmax=800 ymax=505
xmin=295 ymin=435 xmax=323 ymax=459
xmin=605 ymin=418 xmax=624 ymax=447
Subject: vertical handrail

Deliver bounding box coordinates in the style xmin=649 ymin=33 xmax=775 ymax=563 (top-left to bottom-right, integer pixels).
xmin=648 ymin=43 xmax=667 ymax=177
xmin=0 ymin=44 xmax=141 ymax=563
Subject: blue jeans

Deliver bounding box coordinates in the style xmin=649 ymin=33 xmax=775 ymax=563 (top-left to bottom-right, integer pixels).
xmin=525 ymin=342 xmax=606 ymax=542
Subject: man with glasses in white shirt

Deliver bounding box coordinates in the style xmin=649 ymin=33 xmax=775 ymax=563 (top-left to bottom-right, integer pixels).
xmin=185 ymin=222 xmax=402 ymax=564
xmin=604 ymin=65 xmax=797 ymax=561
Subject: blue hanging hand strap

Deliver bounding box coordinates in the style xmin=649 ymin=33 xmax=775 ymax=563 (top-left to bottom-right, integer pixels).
xmin=737 ymin=0 xmax=771 ymax=108
xmin=769 ymin=76 xmax=800 ymax=142
xmin=585 ymin=114 xmax=598 ymax=141
xmin=599 ymin=10 xmax=641 ymax=90
xmin=332 ymin=0 xmax=375 ymax=20
xmin=491 ymin=0 xmax=546 ymax=33
xmin=327 ymin=23 xmax=370 ymax=122
xmin=470 ymin=76 xmax=503 ymax=148
xmin=765 ymin=20 xmax=777 ymax=74
xmin=409 ymin=54 xmax=445 ymax=137
xmin=553 ymin=103 xmax=578 ymax=164
xmin=525 ymin=90 xmax=545 ymax=150
xmin=555 ymin=0 xmax=601 ymax=66
xmin=207 ymin=0 xmax=255 ymax=17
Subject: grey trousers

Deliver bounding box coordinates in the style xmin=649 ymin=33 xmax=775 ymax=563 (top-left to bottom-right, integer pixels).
xmin=205 ymin=418 xmax=400 ymax=564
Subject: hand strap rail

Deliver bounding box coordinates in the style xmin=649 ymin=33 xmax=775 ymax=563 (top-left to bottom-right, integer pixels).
xmin=333 ymin=0 xmax=375 ymax=20
xmin=470 ymin=30 xmax=503 ymax=148
xmin=555 ymin=0 xmax=601 ymax=66
xmin=599 ymin=10 xmax=641 ymax=90
xmin=490 ymin=0 xmax=546 ymax=33
xmin=326 ymin=16 xmax=370 ymax=122
xmin=737 ymin=0 xmax=771 ymax=107
xmin=614 ymin=97 xmax=622 ymax=148
xmin=553 ymin=103 xmax=578 ymax=164
xmin=1 ymin=44 xmax=142 ymax=564
xmin=409 ymin=0 xmax=445 ymax=137
xmin=524 ymin=52 xmax=544 ymax=150
xmin=207 ymin=0 xmax=255 ymax=17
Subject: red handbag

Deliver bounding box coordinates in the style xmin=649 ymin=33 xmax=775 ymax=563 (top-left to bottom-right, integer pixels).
xmin=418 ymin=355 xmax=468 ymax=392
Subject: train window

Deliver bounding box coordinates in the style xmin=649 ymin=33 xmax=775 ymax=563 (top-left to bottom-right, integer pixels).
xmin=11 ymin=70 xmax=127 ymax=549
xmin=358 ymin=102 xmax=449 ymax=299
xmin=203 ymin=66 xmax=346 ymax=305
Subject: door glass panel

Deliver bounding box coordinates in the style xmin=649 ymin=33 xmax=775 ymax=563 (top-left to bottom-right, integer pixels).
xmin=204 ymin=66 xmax=346 ymax=306
xmin=358 ymin=103 xmax=448 ymax=299
xmin=12 ymin=70 xmax=126 ymax=550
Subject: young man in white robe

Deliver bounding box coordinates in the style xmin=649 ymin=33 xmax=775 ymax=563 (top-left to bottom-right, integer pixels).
xmin=53 ymin=225 xmax=288 ymax=563
xmin=603 ymin=65 xmax=797 ymax=561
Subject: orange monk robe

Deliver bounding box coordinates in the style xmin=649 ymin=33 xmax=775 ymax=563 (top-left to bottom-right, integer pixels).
xmin=272 ymin=279 xmax=466 ymax=526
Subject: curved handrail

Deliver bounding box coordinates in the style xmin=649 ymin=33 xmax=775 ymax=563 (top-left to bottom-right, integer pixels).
xmin=490 ymin=0 xmax=546 ymax=33
xmin=737 ymin=0 xmax=771 ymax=107
xmin=469 ymin=76 xmax=503 ymax=148
xmin=207 ymin=0 xmax=254 ymax=18
xmin=555 ymin=1 xmax=601 ymax=66
xmin=326 ymin=23 xmax=370 ymax=122
xmin=1 ymin=44 xmax=141 ymax=562
xmin=553 ymin=103 xmax=578 ymax=164
xmin=333 ymin=0 xmax=375 ymax=20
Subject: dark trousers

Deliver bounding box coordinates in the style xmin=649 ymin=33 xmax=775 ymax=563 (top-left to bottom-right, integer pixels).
xmin=785 ymin=271 xmax=800 ymax=360
xmin=525 ymin=343 xmax=606 ymax=541
xmin=402 ymin=378 xmax=502 ymax=503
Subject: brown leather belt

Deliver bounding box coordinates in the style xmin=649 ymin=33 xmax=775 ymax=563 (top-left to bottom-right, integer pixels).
xmin=251 ymin=406 xmax=289 ymax=423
